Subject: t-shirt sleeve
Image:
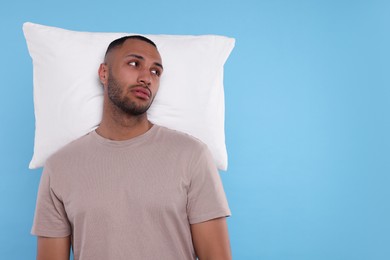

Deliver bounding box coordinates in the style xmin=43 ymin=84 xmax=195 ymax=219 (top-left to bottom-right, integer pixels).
xmin=186 ymin=144 xmax=231 ymax=224
xmin=31 ymin=163 xmax=71 ymax=237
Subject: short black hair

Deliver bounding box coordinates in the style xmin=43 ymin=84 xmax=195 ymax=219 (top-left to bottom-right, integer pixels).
xmin=104 ymin=35 xmax=157 ymax=59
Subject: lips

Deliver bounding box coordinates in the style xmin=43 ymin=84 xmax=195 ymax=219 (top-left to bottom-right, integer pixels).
xmin=130 ymin=86 xmax=151 ymax=100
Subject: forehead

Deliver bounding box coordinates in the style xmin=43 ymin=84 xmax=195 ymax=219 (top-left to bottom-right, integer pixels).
xmin=109 ymin=39 xmax=162 ymax=64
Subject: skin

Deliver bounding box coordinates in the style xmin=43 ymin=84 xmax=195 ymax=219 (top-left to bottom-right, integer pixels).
xmin=37 ymin=39 xmax=231 ymax=260
xmin=37 ymin=236 xmax=70 ymax=260
xmin=191 ymin=217 xmax=232 ymax=260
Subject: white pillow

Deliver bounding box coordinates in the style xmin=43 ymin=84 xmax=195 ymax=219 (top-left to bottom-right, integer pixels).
xmin=23 ymin=22 xmax=234 ymax=170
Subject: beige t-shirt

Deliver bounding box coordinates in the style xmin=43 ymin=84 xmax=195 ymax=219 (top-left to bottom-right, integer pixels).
xmin=32 ymin=125 xmax=230 ymax=260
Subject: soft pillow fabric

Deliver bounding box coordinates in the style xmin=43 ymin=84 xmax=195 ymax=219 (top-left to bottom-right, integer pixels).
xmin=23 ymin=22 xmax=234 ymax=170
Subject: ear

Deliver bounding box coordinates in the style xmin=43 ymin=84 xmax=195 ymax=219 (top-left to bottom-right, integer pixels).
xmin=98 ymin=63 xmax=108 ymax=86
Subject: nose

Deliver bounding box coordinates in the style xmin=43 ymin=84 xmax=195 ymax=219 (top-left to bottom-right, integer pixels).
xmin=137 ymin=67 xmax=152 ymax=86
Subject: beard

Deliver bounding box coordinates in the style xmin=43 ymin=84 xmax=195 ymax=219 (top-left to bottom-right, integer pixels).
xmin=107 ymin=73 xmax=153 ymax=116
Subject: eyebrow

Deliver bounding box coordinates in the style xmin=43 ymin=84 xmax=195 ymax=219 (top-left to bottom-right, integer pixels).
xmin=126 ymin=54 xmax=164 ymax=70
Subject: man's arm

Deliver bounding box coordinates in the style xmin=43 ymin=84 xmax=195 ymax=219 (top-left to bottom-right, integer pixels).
xmin=190 ymin=217 xmax=232 ymax=260
xmin=37 ymin=236 xmax=71 ymax=260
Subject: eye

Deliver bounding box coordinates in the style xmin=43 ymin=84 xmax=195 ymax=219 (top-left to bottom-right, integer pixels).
xmin=151 ymin=69 xmax=162 ymax=77
xmin=128 ymin=61 xmax=138 ymax=67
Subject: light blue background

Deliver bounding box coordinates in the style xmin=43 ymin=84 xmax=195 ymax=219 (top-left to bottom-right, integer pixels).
xmin=1 ymin=0 xmax=389 ymax=259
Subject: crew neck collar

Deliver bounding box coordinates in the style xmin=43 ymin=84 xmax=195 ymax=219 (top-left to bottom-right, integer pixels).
xmin=91 ymin=124 xmax=158 ymax=147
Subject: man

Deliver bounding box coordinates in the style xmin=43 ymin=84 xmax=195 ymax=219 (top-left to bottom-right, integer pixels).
xmin=32 ymin=35 xmax=231 ymax=260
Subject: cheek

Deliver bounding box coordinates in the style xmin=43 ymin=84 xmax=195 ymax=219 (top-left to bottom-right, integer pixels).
xmin=150 ymin=76 xmax=160 ymax=87
xmin=151 ymin=82 xmax=160 ymax=95
xmin=116 ymin=66 xmax=138 ymax=79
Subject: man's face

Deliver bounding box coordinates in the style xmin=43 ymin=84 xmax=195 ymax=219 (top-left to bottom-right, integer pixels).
xmin=104 ymin=39 xmax=163 ymax=116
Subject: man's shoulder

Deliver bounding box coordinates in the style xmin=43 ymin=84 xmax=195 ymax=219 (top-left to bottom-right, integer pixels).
xmin=154 ymin=124 xmax=206 ymax=149
xmin=45 ymin=131 xmax=93 ymax=166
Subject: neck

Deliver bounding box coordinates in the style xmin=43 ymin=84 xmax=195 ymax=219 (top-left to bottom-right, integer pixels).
xmin=96 ymin=103 xmax=153 ymax=141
